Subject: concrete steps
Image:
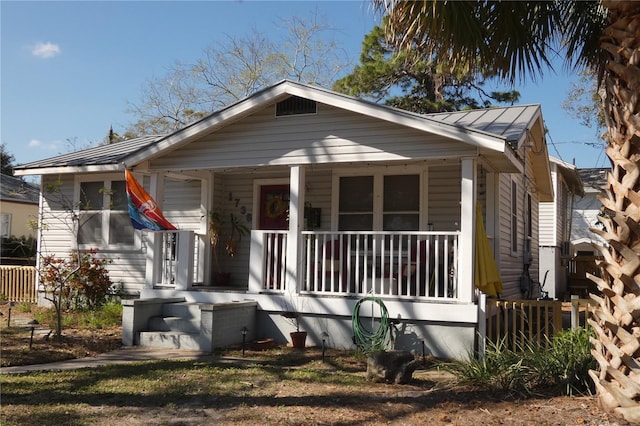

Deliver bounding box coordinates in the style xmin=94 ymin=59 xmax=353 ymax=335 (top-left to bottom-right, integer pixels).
xmin=139 ymin=302 xmax=201 ymax=350
xmin=122 ymin=298 xmax=257 ymax=352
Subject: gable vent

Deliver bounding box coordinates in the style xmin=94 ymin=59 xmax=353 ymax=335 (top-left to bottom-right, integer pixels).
xmin=276 ymin=96 xmax=317 ymax=116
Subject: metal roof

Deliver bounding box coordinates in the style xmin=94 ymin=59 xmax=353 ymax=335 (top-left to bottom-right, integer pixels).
xmin=578 ymin=168 xmax=609 ymax=191
xmin=426 ymin=105 xmax=541 ymax=149
xmin=14 ymin=135 xmax=166 ymax=171
xmin=0 ymin=174 xmax=40 ymax=204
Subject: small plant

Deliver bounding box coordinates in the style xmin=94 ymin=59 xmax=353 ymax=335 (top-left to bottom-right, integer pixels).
xmin=282 ymin=311 xmax=302 ymax=332
xmin=18 ymin=302 xmax=32 ymax=313
xmin=208 ymin=211 xmax=249 ymax=274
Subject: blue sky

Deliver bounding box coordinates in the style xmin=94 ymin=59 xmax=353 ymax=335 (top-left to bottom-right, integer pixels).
xmin=1 ymin=0 xmax=608 ymax=171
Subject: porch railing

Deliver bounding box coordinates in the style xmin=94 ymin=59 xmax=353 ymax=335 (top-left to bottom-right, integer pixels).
xmin=253 ymin=230 xmax=460 ymax=300
xmin=152 ymin=230 xmax=207 ymax=289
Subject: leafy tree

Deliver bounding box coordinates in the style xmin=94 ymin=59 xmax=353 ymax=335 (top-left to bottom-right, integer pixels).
xmin=1 ymin=144 xmax=16 ymax=176
xmin=562 ymin=68 xmax=606 ymax=134
xmin=373 ymin=0 xmax=640 ymax=420
xmin=333 ymin=18 xmax=520 ymax=113
xmin=126 ymin=12 xmax=351 ymax=135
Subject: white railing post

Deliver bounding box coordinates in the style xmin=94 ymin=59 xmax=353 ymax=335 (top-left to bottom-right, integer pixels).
xmin=145 ymin=232 xmax=161 ymax=288
xmin=478 ymin=292 xmax=487 ymax=359
xmin=248 ymin=230 xmax=265 ymax=293
xmin=175 ymin=230 xmax=194 ymax=290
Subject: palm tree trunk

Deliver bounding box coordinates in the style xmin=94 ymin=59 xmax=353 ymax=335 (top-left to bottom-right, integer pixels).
xmin=588 ymin=3 xmax=640 ymax=422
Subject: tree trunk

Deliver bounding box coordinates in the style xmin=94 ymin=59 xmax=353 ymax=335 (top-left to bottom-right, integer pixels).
xmin=589 ymin=3 xmax=640 ymax=422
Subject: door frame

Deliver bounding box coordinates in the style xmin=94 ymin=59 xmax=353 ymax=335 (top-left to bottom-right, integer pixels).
xmin=253 ymin=178 xmax=290 ymax=230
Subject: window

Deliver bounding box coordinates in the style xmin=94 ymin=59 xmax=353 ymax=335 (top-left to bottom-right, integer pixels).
xmin=383 ymin=175 xmax=420 ymax=231
xmin=338 ymin=176 xmax=373 ymax=230
xmin=511 ymin=180 xmax=518 ymax=253
xmin=338 ymin=173 xmax=420 ymax=231
xmin=0 ymin=213 xmax=10 ymax=238
xmin=77 ymin=178 xmax=136 ymax=248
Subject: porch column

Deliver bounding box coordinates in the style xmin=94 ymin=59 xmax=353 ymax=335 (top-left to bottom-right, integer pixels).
xmin=459 ymin=158 xmax=476 ymax=303
xmin=144 ymin=173 xmax=164 ymax=288
xmin=286 ymin=165 xmax=306 ymax=293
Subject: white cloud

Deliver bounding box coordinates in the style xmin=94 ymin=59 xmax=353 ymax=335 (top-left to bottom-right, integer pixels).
xmin=31 ymin=42 xmax=61 ymax=59
xmin=28 ymin=139 xmax=42 ymax=148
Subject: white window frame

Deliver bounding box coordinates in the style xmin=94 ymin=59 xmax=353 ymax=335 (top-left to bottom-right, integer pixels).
xmin=0 ymin=212 xmax=11 ymax=238
xmin=74 ymin=173 xmax=141 ymax=251
xmin=332 ymin=166 xmax=426 ymax=231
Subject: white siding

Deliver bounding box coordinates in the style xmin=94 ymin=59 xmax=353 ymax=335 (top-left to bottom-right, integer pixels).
xmin=149 ymin=104 xmax=476 ymax=171
xmin=496 ymin=151 xmax=540 ymax=299
xmin=428 ymin=164 xmax=461 ymax=231
xmin=163 ymin=178 xmax=204 ymax=232
xmin=538 ymin=166 xmax=558 ymax=246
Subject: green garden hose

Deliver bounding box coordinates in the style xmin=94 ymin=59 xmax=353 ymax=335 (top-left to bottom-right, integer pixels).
xmin=352 ymin=296 xmax=391 ymax=352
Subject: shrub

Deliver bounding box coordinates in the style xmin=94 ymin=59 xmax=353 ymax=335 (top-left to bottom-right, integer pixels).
xmin=40 ymin=249 xmax=114 ymax=310
xmin=443 ymin=327 xmax=596 ymax=396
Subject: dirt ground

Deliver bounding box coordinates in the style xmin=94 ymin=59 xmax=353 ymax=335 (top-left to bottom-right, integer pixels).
xmin=0 ymin=305 xmax=631 ymax=425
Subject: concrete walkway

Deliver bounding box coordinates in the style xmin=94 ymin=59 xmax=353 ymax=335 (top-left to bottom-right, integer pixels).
xmin=0 ymin=346 xmax=216 ymax=374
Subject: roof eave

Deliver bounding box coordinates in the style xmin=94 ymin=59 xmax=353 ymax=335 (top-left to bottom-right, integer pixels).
xmin=13 ymin=164 xmax=124 ymax=176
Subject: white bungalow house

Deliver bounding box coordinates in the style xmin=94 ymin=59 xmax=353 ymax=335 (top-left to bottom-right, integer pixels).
xmin=14 ymin=80 xmax=554 ymax=359
xmin=537 ymin=156 xmax=584 ymax=300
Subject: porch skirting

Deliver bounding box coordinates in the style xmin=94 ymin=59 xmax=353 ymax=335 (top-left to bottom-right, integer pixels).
xmin=128 ymin=289 xmax=478 ymax=360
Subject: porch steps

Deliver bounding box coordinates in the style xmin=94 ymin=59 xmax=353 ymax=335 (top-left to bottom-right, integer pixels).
xmin=139 ymin=330 xmax=201 ymax=350
xmin=139 ymin=302 xmax=202 ymax=350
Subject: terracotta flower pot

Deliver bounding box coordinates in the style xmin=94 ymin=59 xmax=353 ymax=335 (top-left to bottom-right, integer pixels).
xmin=290 ymin=331 xmax=307 ymax=349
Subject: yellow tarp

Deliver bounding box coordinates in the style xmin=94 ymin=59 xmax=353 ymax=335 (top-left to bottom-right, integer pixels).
xmin=475 ymin=204 xmax=503 ymax=297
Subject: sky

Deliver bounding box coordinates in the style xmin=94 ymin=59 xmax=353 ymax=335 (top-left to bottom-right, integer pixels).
xmin=1 ymin=0 xmax=609 ymax=173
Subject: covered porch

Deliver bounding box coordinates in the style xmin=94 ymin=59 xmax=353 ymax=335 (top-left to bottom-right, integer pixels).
xmin=144 ymin=159 xmax=480 ymax=305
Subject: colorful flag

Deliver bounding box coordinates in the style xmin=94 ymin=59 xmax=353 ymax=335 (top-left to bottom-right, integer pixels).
xmin=125 ymin=169 xmax=177 ymax=231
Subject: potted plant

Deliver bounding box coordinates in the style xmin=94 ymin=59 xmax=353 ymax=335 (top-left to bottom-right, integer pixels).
xmin=283 ymin=311 xmax=307 ymax=348
xmin=281 ymin=293 xmax=308 ymax=349
xmin=208 ymin=210 xmax=249 ymax=286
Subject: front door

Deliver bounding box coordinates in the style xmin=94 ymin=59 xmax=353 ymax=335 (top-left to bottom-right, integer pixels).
xmin=259 ymin=184 xmax=289 ymax=230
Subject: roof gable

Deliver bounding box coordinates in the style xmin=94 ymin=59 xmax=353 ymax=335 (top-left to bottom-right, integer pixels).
xmin=124 ymin=80 xmax=519 ymax=166
xmin=13 ymin=80 xmax=549 ymax=184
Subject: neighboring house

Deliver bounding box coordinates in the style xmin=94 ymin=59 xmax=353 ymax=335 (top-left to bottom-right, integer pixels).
xmin=568 ymin=167 xmax=609 ymax=297
xmin=14 ymin=80 xmax=554 ymax=359
xmin=0 ymin=174 xmax=39 ymax=240
xmin=538 ymin=157 xmax=584 ymax=300
xmin=572 ymin=168 xmax=609 ymax=254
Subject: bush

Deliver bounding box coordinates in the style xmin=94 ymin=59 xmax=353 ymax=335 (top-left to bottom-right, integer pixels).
xmin=443 ymin=327 xmax=596 ymax=396
xmin=40 ymin=249 xmax=115 ymax=310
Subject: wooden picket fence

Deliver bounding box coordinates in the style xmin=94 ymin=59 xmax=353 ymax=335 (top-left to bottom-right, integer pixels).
xmin=0 ymin=265 xmax=37 ymax=303
xmin=485 ymin=297 xmax=596 ymax=351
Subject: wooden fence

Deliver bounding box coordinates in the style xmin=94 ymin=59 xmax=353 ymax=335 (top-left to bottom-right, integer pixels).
xmin=0 ymin=265 xmax=37 ymax=303
xmin=484 ymin=297 xmax=596 ymax=351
